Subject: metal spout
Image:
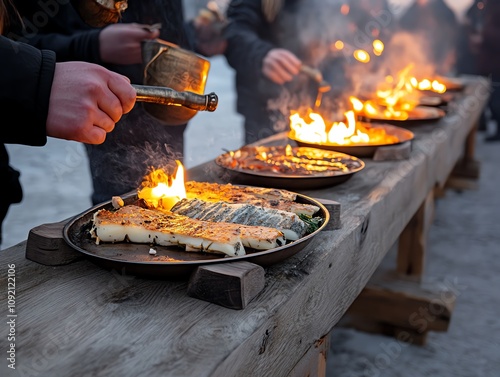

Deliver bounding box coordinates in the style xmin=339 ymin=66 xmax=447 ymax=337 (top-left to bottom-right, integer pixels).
xmin=132 ymin=84 xmax=218 ymax=112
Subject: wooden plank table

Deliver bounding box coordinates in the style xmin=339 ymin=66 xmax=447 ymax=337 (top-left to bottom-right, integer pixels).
xmin=0 ymin=76 xmax=488 ymax=376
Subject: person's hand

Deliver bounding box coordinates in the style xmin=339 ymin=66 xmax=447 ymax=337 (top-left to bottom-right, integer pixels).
xmin=192 ymin=6 xmax=228 ymax=56
xmin=46 ymin=62 xmax=136 ymax=144
xmin=99 ymin=23 xmax=160 ymax=65
xmin=262 ymin=48 xmax=302 ymax=85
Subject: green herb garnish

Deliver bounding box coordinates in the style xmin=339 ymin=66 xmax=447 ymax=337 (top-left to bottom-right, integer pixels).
xmin=299 ymin=214 xmax=324 ymax=233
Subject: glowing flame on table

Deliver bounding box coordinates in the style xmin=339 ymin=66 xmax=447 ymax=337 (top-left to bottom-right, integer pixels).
xmin=137 ymin=160 xmax=186 ymax=211
xmin=350 ymin=64 xmax=443 ymax=120
xmin=410 ymin=78 xmax=447 ymax=94
xmin=289 ymin=110 xmax=399 ymax=146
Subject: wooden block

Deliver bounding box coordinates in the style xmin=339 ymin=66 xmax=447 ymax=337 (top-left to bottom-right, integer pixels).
xmin=452 ymin=159 xmax=481 ymax=180
xmin=344 ymin=272 xmax=456 ymax=345
xmin=445 ymin=176 xmax=479 ymax=191
xmin=372 ymin=141 xmax=412 ymax=161
xmin=340 ymin=317 xmax=428 ymax=346
xmin=187 ymin=261 xmax=265 ymax=309
xmin=314 ymin=198 xmax=341 ymax=230
xmin=26 ymin=220 xmax=82 ymax=266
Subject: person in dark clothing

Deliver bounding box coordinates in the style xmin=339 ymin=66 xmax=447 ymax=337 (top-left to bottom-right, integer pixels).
xmin=456 ymin=0 xmax=488 ymax=132
xmin=0 ymin=1 xmax=136 ymax=245
xmin=8 ymin=1 xmax=220 ymax=205
xmin=224 ymin=0 xmax=352 ymax=145
xmin=456 ymin=0 xmax=485 ymax=76
xmin=476 ymin=0 xmax=500 ymax=142
xmin=398 ymin=0 xmax=459 ymax=75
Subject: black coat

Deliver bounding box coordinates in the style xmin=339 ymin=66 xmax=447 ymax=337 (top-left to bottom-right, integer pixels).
xmin=0 ymin=35 xmax=56 ymax=243
xmin=0 ymin=36 xmax=55 ymax=145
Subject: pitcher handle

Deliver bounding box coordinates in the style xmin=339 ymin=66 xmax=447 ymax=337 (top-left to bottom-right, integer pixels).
xmin=143 ymin=45 xmax=169 ymax=82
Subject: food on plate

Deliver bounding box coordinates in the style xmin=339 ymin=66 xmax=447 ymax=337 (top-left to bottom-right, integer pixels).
xmin=186 ymin=181 xmax=297 ymax=201
xmin=216 ymin=146 xmax=364 ymax=176
xmin=170 ymin=198 xmax=308 ymax=240
xmin=90 ymin=205 xmax=286 ymax=257
xmin=185 ymin=181 xmax=319 ymax=216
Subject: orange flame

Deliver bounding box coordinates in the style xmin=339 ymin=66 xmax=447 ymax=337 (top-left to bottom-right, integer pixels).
xmin=410 ymin=78 xmax=447 ymax=93
xmin=289 ymin=110 xmax=398 ymax=146
xmin=137 ymin=160 xmax=186 ymax=211
xmin=351 ymin=64 xmax=435 ymax=120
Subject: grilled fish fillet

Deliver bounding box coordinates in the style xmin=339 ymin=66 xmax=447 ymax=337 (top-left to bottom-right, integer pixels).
xmin=170 ymin=198 xmax=308 ymax=241
xmin=185 ymin=181 xmax=319 ymax=216
xmin=91 ymin=205 xmax=285 ymax=257
xmin=185 ymin=181 xmax=297 ymax=201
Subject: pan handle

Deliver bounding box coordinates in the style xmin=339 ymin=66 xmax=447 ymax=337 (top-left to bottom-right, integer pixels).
xmin=132 ymin=84 xmax=218 ymax=112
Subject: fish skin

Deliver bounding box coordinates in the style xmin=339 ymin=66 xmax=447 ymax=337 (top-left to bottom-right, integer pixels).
xmin=185 ymin=181 xmax=319 ymax=216
xmin=171 ymin=198 xmax=308 ymax=240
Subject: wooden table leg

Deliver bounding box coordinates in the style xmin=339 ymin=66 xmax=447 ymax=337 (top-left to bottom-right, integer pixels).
xmin=447 ymin=122 xmax=481 ymax=189
xmin=342 ymin=189 xmax=455 ymax=346
xmin=396 ymin=189 xmax=434 ymax=282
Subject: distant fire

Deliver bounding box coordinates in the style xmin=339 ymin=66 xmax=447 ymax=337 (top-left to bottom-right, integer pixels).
xmin=289 ymin=109 xmax=399 ymax=146
xmin=350 ymin=64 xmax=447 ymax=120
xmin=137 ymin=160 xmax=186 ymax=211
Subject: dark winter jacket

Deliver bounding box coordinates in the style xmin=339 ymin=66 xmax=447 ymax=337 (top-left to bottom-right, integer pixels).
xmin=0 ymin=36 xmax=56 ymax=240
xmin=0 ymin=36 xmax=55 ymax=145
xmin=478 ymin=1 xmax=500 ymax=80
xmin=224 ymin=0 xmax=277 ymax=116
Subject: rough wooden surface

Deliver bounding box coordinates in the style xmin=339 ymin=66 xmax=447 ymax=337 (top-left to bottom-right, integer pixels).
xmin=372 ymin=141 xmax=412 ymax=161
xmin=0 ymin=77 xmax=487 ymax=377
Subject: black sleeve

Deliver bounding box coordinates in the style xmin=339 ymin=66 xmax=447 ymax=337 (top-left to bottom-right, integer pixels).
xmin=224 ymin=0 xmax=275 ymax=79
xmin=0 ymin=36 xmax=55 ymax=146
xmin=7 ymin=1 xmax=103 ymax=64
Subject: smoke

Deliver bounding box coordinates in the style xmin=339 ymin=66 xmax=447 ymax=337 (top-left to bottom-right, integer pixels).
xmin=346 ymin=30 xmax=439 ymax=98
xmin=85 ymin=106 xmax=185 ymax=202
xmin=264 ymin=0 xmax=453 ymax=121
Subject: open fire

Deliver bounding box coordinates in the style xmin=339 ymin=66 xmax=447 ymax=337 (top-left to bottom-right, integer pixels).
xmin=137 ymin=160 xmax=186 ymax=211
xmin=349 ymin=64 xmax=448 ymax=121
xmin=289 ymin=109 xmax=399 ymax=146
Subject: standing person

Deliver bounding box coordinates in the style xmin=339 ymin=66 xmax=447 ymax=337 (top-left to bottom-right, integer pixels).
xmin=398 ymin=0 xmax=459 ymax=75
xmin=456 ymin=0 xmax=488 ymax=131
xmin=0 ymin=0 xmax=136 ymax=245
xmin=9 ymin=0 xmax=225 ymax=205
xmin=224 ymin=0 xmax=348 ymax=145
xmin=477 ymin=0 xmax=500 ymax=142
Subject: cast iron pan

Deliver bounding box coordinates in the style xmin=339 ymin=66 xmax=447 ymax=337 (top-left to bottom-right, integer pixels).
xmin=63 ymin=191 xmax=330 ymax=279
xmin=215 ymin=147 xmax=365 ymax=190
xmin=361 ymin=106 xmax=446 ymax=126
xmin=288 ymin=123 xmax=414 ymax=158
